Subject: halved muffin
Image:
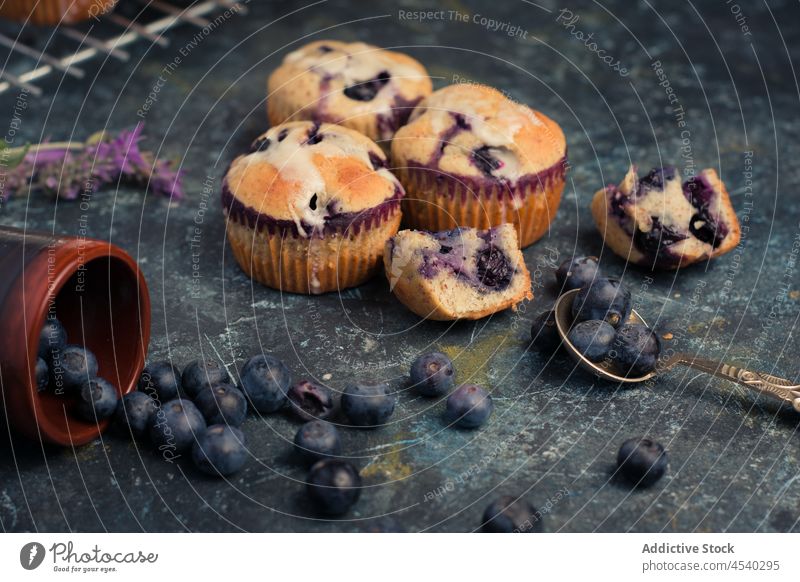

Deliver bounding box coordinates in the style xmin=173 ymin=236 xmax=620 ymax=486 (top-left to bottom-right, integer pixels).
xmin=384 ymin=224 xmax=532 ymax=320
xmin=592 ymin=166 xmax=741 ymax=269
xmin=222 ymin=121 xmax=403 ymax=294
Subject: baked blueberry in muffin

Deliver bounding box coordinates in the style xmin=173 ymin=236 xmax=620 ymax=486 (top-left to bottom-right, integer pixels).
xmin=391 ymin=84 xmax=567 ymax=248
xmin=384 ymin=224 xmax=532 ymax=320
xmin=222 ymin=121 xmax=404 ymax=294
xmin=591 ymin=166 xmax=741 ymax=269
xmin=268 ymin=41 xmax=432 ymax=144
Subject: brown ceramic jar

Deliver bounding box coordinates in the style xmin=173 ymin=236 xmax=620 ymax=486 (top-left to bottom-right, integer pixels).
xmin=0 ymin=226 xmax=150 ymax=445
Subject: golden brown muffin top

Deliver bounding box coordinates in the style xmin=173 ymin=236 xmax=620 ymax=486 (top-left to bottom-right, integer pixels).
xmin=391 ymin=84 xmax=566 ymax=180
xmin=268 ymin=41 xmax=432 ymax=135
xmin=224 ymin=121 xmax=401 ymax=233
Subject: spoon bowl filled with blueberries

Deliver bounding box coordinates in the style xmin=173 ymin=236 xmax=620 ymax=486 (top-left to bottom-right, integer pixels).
xmin=545 ymin=261 xmax=800 ymax=412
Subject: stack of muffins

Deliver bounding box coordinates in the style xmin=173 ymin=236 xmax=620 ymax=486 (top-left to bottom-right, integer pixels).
xmin=222 ymin=40 xmax=568 ymax=318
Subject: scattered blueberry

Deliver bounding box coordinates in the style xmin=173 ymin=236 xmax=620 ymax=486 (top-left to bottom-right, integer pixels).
xmin=482 ymin=495 xmax=543 ymax=533
xmin=617 ymin=437 xmax=668 ymax=487
xmin=341 ymin=382 xmax=396 ymax=427
xmin=568 ymin=320 xmax=616 ymax=362
xmin=306 ymin=459 xmax=362 ymax=515
xmin=139 ymin=361 xmax=182 ymax=402
xmin=555 ymin=255 xmax=600 ymax=292
xmin=35 ymin=357 xmax=49 ymax=392
xmin=343 ymin=71 xmax=390 ymax=101
xmin=287 ymin=380 xmax=335 ymax=421
xmin=150 ymin=398 xmax=207 ymax=452
xmin=114 ymin=391 xmax=157 ymax=438
xmin=476 ymin=246 xmax=513 ymax=290
xmin=51 ymin=345 xmax=99 ymax=392
xmin=75 ymin=377 xmax=118 ymax=422
xmin=612 ymin=324 xmax=661 ymax=377
xmin=38 ymin=317 xmax=67 ymax=361
xmin=181 ymin=360 xmax=230 ymax=399
xmin=572 ymin=277 xmax=631 ymax=328
xmin=530 ymin=310 xmax=561 ymax=352
xmin=239 ymin=355 xmax=291 ymax=413
xmin=194 ymin=383 xmax=248 ymax=427
xmin=409 ymin=352 xmax=455 ymax=397
xmin=294 ymin=420 xmax=342 ymax=462
xmin=192 ymin=425 xmax=248 ymax=477
xmin=444 ymin=384 xmax=493 ymax=429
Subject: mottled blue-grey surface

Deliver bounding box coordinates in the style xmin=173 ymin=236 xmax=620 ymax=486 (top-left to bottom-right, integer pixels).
xmin=1 ymin=0 xmax=799 ymax=532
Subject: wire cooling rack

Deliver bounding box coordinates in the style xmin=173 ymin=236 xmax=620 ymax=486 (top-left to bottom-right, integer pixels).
xmin=0 ymin=0 xmax=248 ymax=96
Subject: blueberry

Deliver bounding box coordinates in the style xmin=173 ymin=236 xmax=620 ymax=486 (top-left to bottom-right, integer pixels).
xmin=287 ymin=380 xmax=335 ymax=421
xmin=306 ymin=459 xmax=362 ymax=515
xmin=555 ymin=255 xmax=600 ymax=292
xmin=638 ymin=166 xmax=676 ymax=192
xmin=192 ymin=425 xmax=248 ymax=477
xmin=612 ymin=324 xmax=661 ymax=377
xmin=304 ymin=122 xmax=324 ymax=145
xmin=114 ymin=391 xmax=157 ymax=438
xmin=75 ymin=377 xmax=118 ymax=422
xmin=294 ymin=420 xmax=342 ymax=462
xmin=239 ymin=355 xmax=291 ymax=413
xmin=633 ymin=217 xmax=687 ymax=264
xmin=250 ymin=136 xmax=270 ymax=152
xmin=139 ymin=361 xmax=182 ymax=402
xmin=472 ymin=145 xmax=502 ymax=177
xmin=343 ymin=71 xmax=390 ymax=101
xmin=530 ymin=309 xmax=561 ymax=352
xmin=150 ymin=398 xmax=207 ymax=452
xmin=444 ymin=384 xmax=493 ymax=428
xmin=38 ymin=317 xmax=67 ymax=360
xmin=482 ymin=495 xmax=543 ymax=533
xmin=409 ymin=352 xmax=455 ymax=397
xmin=181 ymin=360 xmax=230 ymax=399
xmin=571 ymin=277 xmax=631 ymax=328
xmin=51 ymin=345 xmax=99 ymax=393
xmin=35 ymin=357 xmax=49 ymax=392
xmin=617 ymin=437 xmax=668 ymax=487
xmin=568 ymin=320 xmax=616 ymax=363
xmin=341 ymin=382 xmax=396 ymax=427
xmin=194 ymin=383 xmax=248 ymax=427
xmin=476 ymin=246 xmax=513 ymax=289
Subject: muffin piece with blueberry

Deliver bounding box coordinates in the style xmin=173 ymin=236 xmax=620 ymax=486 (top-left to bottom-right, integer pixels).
xmin=222 ymin=121 xmax=404 ymax=294
xmin=384 ymin=224 xmax=532 ymax=320
xmin=591 ymin=165 xmax=741 ymax=269
xmin=267 ymin=41 xmax=432 ymax=144
xmin=391 ymin=84 xmax=567 ymax=248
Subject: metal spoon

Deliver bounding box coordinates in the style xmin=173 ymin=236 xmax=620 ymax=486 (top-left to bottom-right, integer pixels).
xmin=553 ymin=289 xmax=800 ymax=412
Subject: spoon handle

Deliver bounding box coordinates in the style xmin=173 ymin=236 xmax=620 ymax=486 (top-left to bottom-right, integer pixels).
xmin=675 ymin=355 xmax=800 ymax=412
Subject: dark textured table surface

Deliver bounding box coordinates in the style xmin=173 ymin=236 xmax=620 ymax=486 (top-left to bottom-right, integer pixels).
xmin=1 ymin=0 xmax=799 ymax=532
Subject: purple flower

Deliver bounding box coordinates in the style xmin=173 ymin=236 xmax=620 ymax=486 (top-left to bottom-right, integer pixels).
xmin=0 ymin=123 xmax=185 ymax=201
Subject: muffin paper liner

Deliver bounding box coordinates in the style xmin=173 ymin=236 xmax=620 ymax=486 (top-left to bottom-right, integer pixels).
xmin=395 ymin=158 xmax=567 ymax=248
xmin=224 ymin=202 xmax=402 ymax=295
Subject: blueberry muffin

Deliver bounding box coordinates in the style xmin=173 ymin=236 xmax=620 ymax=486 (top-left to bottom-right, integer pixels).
xmin=391 ymin=84 xmax=567 ymax=248
xmin=267 ymin=41 xmax=432 ymax=145
xmin=0 ymin=0 xmax=114 ymax=24
xmin=591 ymin=166 xmax=741 ymax=269
xmin=384 ymin=224 xmax=532 ymax=320
xmin=222 ymin=121 xmax=403 ymax=294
